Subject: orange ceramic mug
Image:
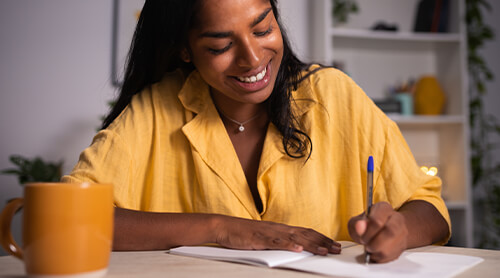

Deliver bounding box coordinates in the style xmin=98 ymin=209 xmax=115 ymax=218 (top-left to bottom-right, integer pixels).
xmin=0 ymin=182 xmax=113 ymax=277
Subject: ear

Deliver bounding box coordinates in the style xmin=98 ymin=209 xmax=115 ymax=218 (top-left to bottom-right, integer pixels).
xmin=180 ymin=48 xmax=191 ymax=63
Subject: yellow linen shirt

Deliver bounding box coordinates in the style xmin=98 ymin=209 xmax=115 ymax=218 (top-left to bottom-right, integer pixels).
xmin=62 ymin=66 xmax=451 ymax=242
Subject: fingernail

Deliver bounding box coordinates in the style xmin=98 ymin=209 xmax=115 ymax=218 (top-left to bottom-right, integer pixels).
xmin=294 ymin=244 xmax=303 ymax=251
xmin=333 ymin=241 xmax=341 ymax=247
xmin=330 ymin=245 xmax=341 ymax=253
xmin=317 ymin=246 xmax=328 ymax=254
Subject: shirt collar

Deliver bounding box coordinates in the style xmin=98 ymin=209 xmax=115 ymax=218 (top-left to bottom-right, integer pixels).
xmin=177 ymin=70 xmax=211 ymax=115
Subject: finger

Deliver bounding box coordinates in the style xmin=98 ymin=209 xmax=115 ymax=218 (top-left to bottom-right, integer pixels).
xmin=300 ymin=228 xmax=341 ymax=251
xmin=289 ymin=228 xmax=341 ymax=255
xmin=308 ymin=231 xmax=341 ymax=254
xmin=366 ymin=213 xmax=407 ymax=263
xmin=271 ymin=236 xmax=305 ymax=253
xmin=249 ymin=232 xmax=304 ymax=252
xmin=348 ymin=213 xmax=365 ymax=244
xmin=250 ymin=225 xmax=324 ymax=254
xmin=291 ymin=230 xmax=330 ymax=255
xmin=299 ymin=242 xmax=338 ymax=255
xmin=355 ymin=220 xmax=367 ymax=240
xmin=361 ymin=202 xmax=393 ymax=244
xmin=368 ymin=238 xmax=402 ymax=263
xmin=246 ymin=221 xmax=340 ymax=255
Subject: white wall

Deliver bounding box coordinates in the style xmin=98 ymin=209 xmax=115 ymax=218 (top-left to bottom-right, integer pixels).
xmin=278 ymin=0 xmax=311 ymax=61
xmin=0 ymin=0 xmax=498 ymax=256
xmin=0 ymin=0 xmax=115 ymax=255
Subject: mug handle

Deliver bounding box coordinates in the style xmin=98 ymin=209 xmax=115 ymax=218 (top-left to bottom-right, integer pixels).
xmin=0 ymin=198 xmax=24 ymax=259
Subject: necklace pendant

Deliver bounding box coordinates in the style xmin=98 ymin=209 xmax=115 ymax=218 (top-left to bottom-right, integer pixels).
xmin=238 ymin=125 xmax=245 ymax=132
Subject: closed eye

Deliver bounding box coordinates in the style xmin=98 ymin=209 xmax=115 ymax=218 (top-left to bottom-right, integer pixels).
xmin=208 ymin=42 xmax=233 ymax=55
xmin=254 ymin=25 xmax=273 ymax=37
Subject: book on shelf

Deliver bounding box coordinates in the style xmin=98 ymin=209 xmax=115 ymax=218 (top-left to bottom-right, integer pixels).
xmin=374 ymin=98 xmax=402 ymax=114
xmin=169 ymin=241 xmax=483 ymax=278
xmin=414 ymin=0 xmax=450 ymax=33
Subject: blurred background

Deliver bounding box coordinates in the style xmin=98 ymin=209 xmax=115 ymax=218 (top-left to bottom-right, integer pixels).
xmin=0 ymin=0 xmax=498 ymax=255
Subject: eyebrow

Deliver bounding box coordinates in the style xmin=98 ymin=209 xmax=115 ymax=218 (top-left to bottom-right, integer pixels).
xmin=199 ymin=7 xmax=273 ymax=38
xmin=251 ymin=8 xmax=272 ymax=28
xmin=199 ymin=31 xmax=233 ymax=38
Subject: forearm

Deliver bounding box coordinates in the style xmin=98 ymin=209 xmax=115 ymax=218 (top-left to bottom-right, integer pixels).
xmin=398 ymin=200 xmax=449 ymax=248
xmin=113 ymin=207 xmax=220 ymax=251
xmin=113 ymin=207 xmax=341 ymax=255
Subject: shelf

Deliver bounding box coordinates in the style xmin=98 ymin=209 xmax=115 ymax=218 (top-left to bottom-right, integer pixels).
xmin=331 ymin=28 xmax=462 ymax=43
xmin=310 ymin=0 xmax=472 ymax=247
xmin=388 ymin=115 xmax=466 ymax=126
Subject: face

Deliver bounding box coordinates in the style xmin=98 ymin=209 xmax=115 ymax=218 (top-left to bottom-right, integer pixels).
xmin=185 ymin=0 xmax=284 ymax=105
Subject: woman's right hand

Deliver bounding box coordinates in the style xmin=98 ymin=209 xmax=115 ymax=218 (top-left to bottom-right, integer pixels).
xmin=214 ymin=215 xmax=341 ymax=255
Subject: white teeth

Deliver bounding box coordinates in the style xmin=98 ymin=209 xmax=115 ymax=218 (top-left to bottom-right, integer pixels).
xmin=237 ymin=67 xmax=266 ymax=83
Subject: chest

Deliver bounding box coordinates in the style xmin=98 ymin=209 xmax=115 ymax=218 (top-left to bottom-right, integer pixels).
xmin=224 ymin=120 xmax=268 ymax=212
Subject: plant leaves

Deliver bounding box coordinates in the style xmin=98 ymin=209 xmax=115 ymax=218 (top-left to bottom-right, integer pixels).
xmin=2 ymin=155 xmax=63 ymax=184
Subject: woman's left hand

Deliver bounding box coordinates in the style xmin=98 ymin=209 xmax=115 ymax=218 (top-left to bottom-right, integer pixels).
xmin=347 ymin=202 xmax=408 ymax=263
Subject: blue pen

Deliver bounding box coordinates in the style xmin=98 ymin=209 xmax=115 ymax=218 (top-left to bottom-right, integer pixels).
xmin=365 ymin=156 xmax=374 ymax=264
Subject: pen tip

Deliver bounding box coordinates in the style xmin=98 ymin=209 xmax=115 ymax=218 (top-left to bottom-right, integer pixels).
xmin=368 ymin=156 xmax=374 ymax=172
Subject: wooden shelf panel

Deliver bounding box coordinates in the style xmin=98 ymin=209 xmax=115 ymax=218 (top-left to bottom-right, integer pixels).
xmin=388 ymin=115 xmax=466 ymax=126
xmin=445 ymin=201 xmax=469 ymax=210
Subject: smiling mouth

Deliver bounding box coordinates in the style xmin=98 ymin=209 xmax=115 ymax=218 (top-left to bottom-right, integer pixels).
xmin=236 ymin=66 xmax=267 ymax=83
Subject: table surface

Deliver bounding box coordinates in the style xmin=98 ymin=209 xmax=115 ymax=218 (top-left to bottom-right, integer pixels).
xmin=1 ymin=245 xmax=499 ymax=278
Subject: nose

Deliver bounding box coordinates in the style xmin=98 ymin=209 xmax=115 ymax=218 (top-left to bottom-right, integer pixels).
xmin=235 ymin=36 xmax=262 ymax=69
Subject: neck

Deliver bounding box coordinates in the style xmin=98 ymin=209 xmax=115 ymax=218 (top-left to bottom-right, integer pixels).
xmin=210 ymin=89 xmax=265 ymax=123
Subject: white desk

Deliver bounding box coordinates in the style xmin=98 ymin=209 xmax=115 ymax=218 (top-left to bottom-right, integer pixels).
xmin=0 ymin=245 xmax=499 ymax=277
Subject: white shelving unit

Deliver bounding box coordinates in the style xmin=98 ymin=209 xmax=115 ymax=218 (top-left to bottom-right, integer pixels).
xmin=309 ymin=0 xmax=472 ymax=247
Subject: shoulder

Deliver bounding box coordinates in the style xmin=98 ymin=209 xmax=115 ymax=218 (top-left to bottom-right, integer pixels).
xmin=296 ymin=65 xmax=375 ymax=117
xmin=300 ymin=65 xmax=366 ymax=103
xmin=154 ymin=69 xmax=188 ymax=100
xmin=297 ymin=65 xmax=393 ymax=134
xmin=107 ymin=70 xmax=187 ymax=136
xmin=304 ymin=64 xmax=349 ymax=83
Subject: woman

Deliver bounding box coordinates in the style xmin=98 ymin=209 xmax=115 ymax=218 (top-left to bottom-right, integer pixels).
xmin=63 ymin=0 xmax=450 ymax=263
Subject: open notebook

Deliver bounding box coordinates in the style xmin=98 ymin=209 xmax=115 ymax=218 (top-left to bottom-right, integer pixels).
xmin=169 ymin=242 xmax=483 ymax=278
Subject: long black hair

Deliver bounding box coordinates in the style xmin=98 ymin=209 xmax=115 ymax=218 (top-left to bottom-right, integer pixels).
xmin=102 ymin=0 xmax=313 ymax=159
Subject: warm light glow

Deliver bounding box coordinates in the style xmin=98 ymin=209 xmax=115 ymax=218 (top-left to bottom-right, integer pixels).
xmin=420 ymin=166 xmax=438 ymax=176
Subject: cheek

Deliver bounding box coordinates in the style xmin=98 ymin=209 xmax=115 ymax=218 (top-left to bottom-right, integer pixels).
xmin=193 ymin=52 xmax=233 ymax=78
xmin=191 ymin=54 xmax=236 ymax=92
xmin=268 ymin=27 xmax=284 ymax=52
xmin=267 ymin=35 xmax=284 ymax=68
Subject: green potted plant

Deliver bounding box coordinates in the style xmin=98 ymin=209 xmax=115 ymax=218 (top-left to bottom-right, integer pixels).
xmin=466 ymin=0 xmax=500 ymax=249
xmin=1 ymin=155 xmax=63 ymax=184
xmin=332 ymin=0 xmax=359 ymax=26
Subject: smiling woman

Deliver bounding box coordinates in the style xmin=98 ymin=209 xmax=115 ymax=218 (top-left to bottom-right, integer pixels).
xmin=62 ymin=0 xmax=451 ymax=264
